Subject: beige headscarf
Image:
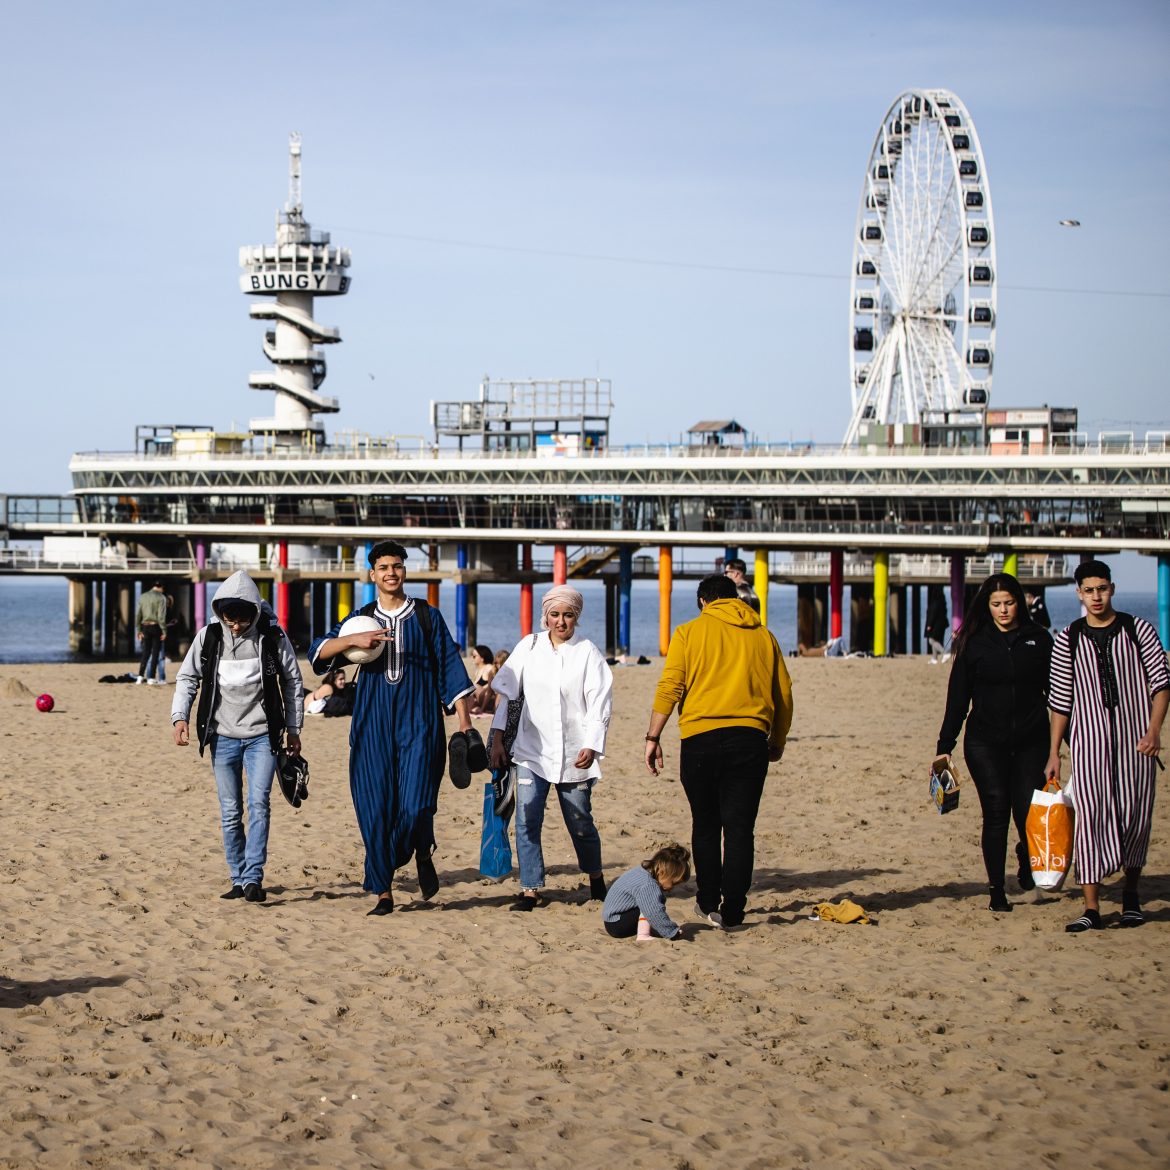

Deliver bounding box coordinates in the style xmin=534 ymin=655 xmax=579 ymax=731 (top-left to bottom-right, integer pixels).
xmin=541 ymin=585 xmax=585 ymax=629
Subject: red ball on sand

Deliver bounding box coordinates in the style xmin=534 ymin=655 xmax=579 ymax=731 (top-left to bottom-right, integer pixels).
xmin=35 ymin=693 xmax=54 ymax=713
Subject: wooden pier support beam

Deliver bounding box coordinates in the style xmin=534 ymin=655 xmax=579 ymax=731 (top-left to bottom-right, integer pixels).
xmin=850 ymin=584 xmax=873 ymax=654
xmin=873 ymin=553 xmax=889 ymax=657
xmin=658 ymin=546 xmax=673 ymax=657
xmin=889 ymin=584 xmax=907 ymax=655
xmin=796 ymin=584 xmax=816 ymax=651
xmin=117 ymin=582 xmax=134 ymax=657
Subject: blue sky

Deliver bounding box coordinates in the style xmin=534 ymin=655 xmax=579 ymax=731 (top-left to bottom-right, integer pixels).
xmin=3 ymin=3 xmax=1168 ymax=566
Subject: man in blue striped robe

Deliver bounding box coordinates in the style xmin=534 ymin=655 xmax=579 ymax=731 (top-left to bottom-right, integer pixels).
xmin=311 ymin=542 xmax=474 ymax=915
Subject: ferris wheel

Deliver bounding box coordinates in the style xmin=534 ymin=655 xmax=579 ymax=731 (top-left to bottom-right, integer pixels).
xmin=845 ymin=89 xmax=997 ymax=445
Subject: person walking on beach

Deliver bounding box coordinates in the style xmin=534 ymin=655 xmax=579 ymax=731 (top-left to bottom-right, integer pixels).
xmin=644 ymin=574 xmax=793 ymax=929
xmin=1045 ymin=559 xmax=1169 ymax=932
xmin=310 ymin=541 xmax=475 ymax=916
xmin=932 ymin=573 xmax=1053 ymax=912
xmin=723 ymin=558 xmax=760 ymax=613
xmin=489 ymin=585 xmax=613 ymax=912
xmin=171 ymin=571 xmax=304 ymax=903
xmin=135 ymin=581 xmax=168 ymax=684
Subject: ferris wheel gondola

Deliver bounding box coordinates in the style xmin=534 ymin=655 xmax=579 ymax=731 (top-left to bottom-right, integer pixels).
xmin=845 ymin=89 xmax=997 ymax=444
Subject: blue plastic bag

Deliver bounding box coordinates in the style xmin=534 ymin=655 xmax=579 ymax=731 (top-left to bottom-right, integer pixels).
xmin=479 ymin=781 xmax=513 ymax=880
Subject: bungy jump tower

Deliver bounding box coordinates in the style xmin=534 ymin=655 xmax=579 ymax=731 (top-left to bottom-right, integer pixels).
xmin=239 ymin=133 xmax=351 ymax=446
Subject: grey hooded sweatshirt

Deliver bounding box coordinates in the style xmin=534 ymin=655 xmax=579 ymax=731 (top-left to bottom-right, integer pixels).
xmin=171 ymin=570 xmax=304 ymax=739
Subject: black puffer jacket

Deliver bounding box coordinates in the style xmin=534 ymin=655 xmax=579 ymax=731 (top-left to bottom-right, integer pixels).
xmin=936 ymin=621 xmax=1054 ymax=755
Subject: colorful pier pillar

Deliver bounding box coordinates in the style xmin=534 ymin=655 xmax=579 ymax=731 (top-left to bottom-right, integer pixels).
xmin=829 ymin=549 xmax=844 ymax=639
xmin=873 ymin=552 xmax=889 ymax=657
xmin=337 ymin=545 xmax=353 ymax=621
xmin=1159 ymin=554 xmax=1170 ymax=650
xmin=618 ymin=546 xmax=632 ymax=656
xmin=520 ymin=544 xmax=534 ymax=637
xmin=658 ymin=546 xmax=673 ymax=657
xmin=949 ymin=554 xmax=966 ymax=636
xmin=358 ymin=542 xmax=375 ymax=606
xmin=276 ymin=540 xmax=290 ymax=630
xmin=427 ymin=545 xmax=440 ymax=610
xmin=553 ymin=544 xmax=567 ymax=586
xmin=455 ymin=543 xmax=469 ymax=651
xmin=194 ymin=540 xmax=207 ymax=629
xmin=1003 ymin=551 xmax=1019 ymax=578
xmin=754 ymin=548 xmax=769 ymax=626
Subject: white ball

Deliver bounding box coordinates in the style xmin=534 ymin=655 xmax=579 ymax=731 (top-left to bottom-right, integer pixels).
xmin=338 ymin=614 xmax=386 ymax=664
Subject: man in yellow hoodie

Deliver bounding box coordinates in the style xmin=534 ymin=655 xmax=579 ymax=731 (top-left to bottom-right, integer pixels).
xmin=645 ymin=574 xmax=793 ymax=929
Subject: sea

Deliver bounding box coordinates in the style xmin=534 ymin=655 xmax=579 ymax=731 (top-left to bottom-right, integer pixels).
xmin=0 ymin=576 xmax=1162 ymax=665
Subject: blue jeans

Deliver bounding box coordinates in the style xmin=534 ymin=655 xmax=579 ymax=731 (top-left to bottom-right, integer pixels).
xmin=210 ymin=733 xmax=277 ymax=888
xmin=513 ymin=767 xmax=602 ymax=890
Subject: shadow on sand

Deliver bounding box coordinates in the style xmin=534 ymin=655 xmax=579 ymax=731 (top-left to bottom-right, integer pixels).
xmin=0 ymin=975 xmax=128 ymax=1010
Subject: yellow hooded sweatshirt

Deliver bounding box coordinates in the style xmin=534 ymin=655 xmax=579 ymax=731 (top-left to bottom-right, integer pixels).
xmin=652 ymin=598 xmax=793 ymax=747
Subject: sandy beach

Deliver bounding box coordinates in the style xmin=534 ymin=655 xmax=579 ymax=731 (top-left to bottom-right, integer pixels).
xmin=0 ymin=657 xmax=1166 ymax=1170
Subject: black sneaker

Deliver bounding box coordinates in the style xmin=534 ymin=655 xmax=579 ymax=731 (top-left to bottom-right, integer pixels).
xmin=589 ymin=874 xmax=607 ymax=901
xmin=243 ymin=883 xmax=266 ymax=903
xmin=220 ymin=885 xmax=245 ymax=900
xmin=447 ymin=732 xmax=472 ymax=789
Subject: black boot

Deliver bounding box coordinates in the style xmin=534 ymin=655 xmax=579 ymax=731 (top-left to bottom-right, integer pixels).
xmin=1016 ymin=842 xmax=1035 ymax=892
xmin=988 ymin=885 xmax=1012 ymax=913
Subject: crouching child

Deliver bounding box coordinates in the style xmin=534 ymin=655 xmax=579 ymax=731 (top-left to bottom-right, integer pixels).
xmin=171 ymin=571 xmax=304 ymax=904
xmin=601 ymin=844 xmax=691 ymax=940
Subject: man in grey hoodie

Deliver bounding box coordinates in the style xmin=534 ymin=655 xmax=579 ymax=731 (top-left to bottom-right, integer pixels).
xmin=171 ymin=571 xmax=304 ymax=903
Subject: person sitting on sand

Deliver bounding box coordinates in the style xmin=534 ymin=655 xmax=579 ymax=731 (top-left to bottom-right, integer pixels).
xmin=306 ymin=667 xmax=354 ymax=717
xmin=601 ymin=844 xmax=691 ymax=940
xmin=798 ymin=637 xmax=846 ymax=658
xmin=467 ymin=645 xmax=499 ymax=716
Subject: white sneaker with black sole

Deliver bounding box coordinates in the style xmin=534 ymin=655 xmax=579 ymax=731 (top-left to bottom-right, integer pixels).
xmin=693 ymin=903 xmax=725 ymax=930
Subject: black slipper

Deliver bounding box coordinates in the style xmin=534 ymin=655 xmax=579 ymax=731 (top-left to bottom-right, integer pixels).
xmin=509 ymin=893 xmax=544 ymax=912
xmin=1120 ymin=892 xmax=1145 ymax=928
xmin=220 ymin=885 xmax=245 ymax=900
xmin=465 ymin=727 xmax=489 ymax=773
xmin=1065 ymin=909 xmax=1103 ymax=933
xmin=417 ymin=851 xmax=439 ymax=901
xmin=448 ymin=732 xmax=472 ymax=789
xmin=367 ymin=896 xmax=394 ymax=916
xmin=243 ymin=883 xmax=266 ymax=903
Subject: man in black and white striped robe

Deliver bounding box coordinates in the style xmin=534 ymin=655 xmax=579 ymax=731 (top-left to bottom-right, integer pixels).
xmin=1046 ymin=560 xmax=1169 ymax=933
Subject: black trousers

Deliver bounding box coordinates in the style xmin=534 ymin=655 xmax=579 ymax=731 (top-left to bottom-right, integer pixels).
xmin=679 ymin=726 xmax=769 ymax=927
xmin=137 ymin=626 xmax=162 ymax=678
xmin=962 ymin=734 xmax=1048 ymax=886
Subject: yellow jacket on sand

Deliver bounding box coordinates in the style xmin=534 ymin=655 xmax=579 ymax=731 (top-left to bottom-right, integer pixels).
xmin=652 ymin=598 xmax=793 ymax=747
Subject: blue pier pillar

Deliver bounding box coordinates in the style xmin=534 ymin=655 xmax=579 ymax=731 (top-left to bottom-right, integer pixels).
xmin=455 ymin=542 xmax=469 ymax=651
xmin=357 ymin=542 xmax=375 ymax=606
xmin=724 ymin=546 xmax=738 ymax=572
xmin=618 ymin=547 xmax=633 ymax=656
xmin=1159 ymin=554 xmax=1170 ymax=650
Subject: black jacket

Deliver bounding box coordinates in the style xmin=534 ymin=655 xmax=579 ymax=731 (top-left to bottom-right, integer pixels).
xmin=936 ymin=621 xmax=1053 ymax=755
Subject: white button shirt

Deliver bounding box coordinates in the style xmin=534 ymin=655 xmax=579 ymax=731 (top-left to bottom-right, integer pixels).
xmin=490 ymin=630 xmax=613 ymax=784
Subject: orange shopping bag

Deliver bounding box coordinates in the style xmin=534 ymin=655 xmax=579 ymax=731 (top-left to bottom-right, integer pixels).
xmin=1026 ymin=779 xmax=1074 ymax=891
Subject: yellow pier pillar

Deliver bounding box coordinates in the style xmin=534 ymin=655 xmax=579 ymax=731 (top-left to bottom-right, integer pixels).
xmin=754 ymin=548 xmax=769 ymax=627
xmin=1003 ymin=552 xmax=1019 ymax=578
xmin=338 ymin=545 xmax=354 ymax=621
xmin=873 ymin=552 xmax=889 ymax=657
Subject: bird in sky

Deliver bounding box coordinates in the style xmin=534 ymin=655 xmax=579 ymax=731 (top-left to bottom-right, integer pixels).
xmin=1058 ymin=219 xmax=1081 ymax=227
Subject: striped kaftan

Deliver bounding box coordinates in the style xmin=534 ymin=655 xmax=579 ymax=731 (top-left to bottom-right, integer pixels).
xmin=1048 ymin=614 xmax=1169 ymax=883
xmin=310 ymin=598 xmax=473 ymax=894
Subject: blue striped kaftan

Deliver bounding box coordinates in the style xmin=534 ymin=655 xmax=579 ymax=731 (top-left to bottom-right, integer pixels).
xmin=310 ymin=598 xmax=473 ymax=894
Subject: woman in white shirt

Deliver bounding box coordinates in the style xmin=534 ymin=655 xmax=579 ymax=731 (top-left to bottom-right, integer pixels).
xmin=489 ymin=585 xmax=614 ymax=911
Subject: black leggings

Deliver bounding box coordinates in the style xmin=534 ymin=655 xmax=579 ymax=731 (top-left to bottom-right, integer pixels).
xmin=962 ymin=735 xmax=1048 ymax=886
xmin=604 ymin=907 xmax=640 ymax=938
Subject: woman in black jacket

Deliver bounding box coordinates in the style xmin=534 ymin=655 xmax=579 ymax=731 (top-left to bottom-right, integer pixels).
xmin=933 ymin=573 xmax=1054 ymax=912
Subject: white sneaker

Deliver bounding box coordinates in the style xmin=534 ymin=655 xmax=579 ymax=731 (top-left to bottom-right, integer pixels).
xmin=134 ymin=676 xmax=145 ymax=685
xmin=146 ymin=679 xmax=160 ymax=686
xmin=693 ymin=903 xmax=725 ymax=930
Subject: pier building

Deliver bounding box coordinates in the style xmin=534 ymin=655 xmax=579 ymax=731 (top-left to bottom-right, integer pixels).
xmin=2 ymin=136 xmax=1169 ymax=660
